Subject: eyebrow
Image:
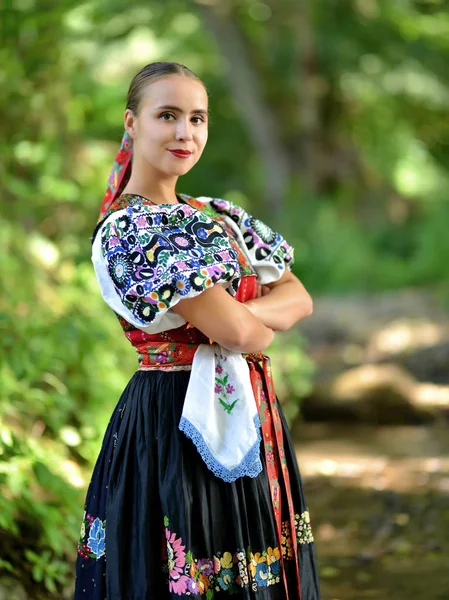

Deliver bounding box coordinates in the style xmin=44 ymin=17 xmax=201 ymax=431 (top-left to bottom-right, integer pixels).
xmin=155 ymin=104 xmax=209 ymax=115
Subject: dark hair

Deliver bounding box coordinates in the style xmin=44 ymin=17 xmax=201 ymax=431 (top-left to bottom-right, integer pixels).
xmin=126 ymin=61 xmax=203 ymax=115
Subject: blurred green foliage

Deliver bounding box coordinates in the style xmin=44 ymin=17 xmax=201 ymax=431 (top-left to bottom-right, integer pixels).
xmin=1 ymin=0 xmax=449 ymax=596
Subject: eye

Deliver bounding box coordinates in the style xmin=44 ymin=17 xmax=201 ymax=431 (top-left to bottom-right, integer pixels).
xmin=192 ymin=115 xmax=206 ymax=124
xmin=159 ymin=112 xmax=175 ymax=121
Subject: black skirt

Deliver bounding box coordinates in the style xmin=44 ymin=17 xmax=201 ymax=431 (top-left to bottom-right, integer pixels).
xmin=74 ymin=369 xmax=320 ymax=599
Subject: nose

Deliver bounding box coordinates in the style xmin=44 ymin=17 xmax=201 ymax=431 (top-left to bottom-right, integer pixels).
xmin=175 ymin=118 xmax=193 ymax=142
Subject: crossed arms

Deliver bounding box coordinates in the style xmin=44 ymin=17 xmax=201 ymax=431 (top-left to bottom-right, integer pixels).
xmin=172 ymin=270 xmax=313 ymax=354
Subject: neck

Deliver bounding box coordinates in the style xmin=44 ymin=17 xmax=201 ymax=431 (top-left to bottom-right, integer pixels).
xmin=123 ymin=155 xmax=179 ymax=204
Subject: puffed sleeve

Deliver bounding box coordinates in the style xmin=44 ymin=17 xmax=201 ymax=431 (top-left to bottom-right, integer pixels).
xmin=91 ymin=203 xmax=241 ymax=333
xmin=195 ymin=196 xmax=294 ymax=285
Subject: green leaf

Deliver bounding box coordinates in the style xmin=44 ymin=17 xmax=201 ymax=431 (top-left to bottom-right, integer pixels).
xmin=24 ymin=549 xmax=39 ymax=563
xmin=32 ymin=564 xmax=44 ymax=582
xmin=44 ymin=575 xmax=57 ymax=593
xmin=0 ymin=558 xmax=15 ymax=573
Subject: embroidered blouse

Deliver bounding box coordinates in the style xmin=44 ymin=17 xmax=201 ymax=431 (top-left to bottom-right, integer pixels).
xmin=92 ymin=193 xmax=294 ymax=335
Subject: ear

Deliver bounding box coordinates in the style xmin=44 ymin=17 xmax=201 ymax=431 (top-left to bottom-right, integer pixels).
xmin=124 ymin=109 xmax=138 ymax=139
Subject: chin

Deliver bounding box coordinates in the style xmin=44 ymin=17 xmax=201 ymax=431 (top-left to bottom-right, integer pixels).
xmin=166 ymin=162 xmax=196 ymax=177
xmin=160 ymin=167 xmax=189 ymax=178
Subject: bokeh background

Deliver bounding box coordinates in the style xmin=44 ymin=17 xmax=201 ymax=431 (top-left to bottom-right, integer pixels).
xmin=2 ymin=0 xmax=449 ymax=598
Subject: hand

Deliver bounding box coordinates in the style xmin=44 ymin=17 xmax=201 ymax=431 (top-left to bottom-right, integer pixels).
xmin=245 ymin=285 xmax=271 ymax=321
xmin=256 ymin=284 xmax=271 ymax=298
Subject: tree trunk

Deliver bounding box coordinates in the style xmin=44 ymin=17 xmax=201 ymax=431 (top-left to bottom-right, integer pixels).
xmin=197 ymin=2 xmax=292 ymax=217
xmin=293 ymin=0 xmax=322 ymax=192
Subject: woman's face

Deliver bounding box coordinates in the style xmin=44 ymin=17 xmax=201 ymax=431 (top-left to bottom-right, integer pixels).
xmin=125 ymin=75 xmax=209 ymax=178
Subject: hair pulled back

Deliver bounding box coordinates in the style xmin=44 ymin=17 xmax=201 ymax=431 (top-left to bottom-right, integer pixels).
xmin=126 ymin=62 xmax=203 ymax=115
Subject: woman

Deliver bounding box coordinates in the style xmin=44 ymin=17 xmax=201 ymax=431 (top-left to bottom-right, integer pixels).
xmin=74 ymin=61 xmax=320 ymax=600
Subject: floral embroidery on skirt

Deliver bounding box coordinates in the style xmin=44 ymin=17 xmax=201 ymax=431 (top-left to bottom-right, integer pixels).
xmin=162 ymin=516 xmax=283 ymax=596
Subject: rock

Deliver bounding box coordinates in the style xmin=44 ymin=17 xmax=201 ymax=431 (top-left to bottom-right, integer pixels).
xmin=297 ymin=288 xmax=449 ymax=423
xmin=366 ymin=319 xmax=445 ymax=360
xmin=299 ymin=289 xmax=448 ymax=349
xmin=355 ymin=550 xmax=375 ymax=565
xmin=412 ymin=382 xmax=449 ymax=417
xmin=302 ymin=363 xmax=434 ymax=424
xmin=394 ymin=342 xmax=449 ymax=385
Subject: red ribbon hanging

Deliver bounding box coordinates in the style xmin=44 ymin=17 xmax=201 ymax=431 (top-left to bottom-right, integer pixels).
xmin=247 ymin=353 xmax=301 ymax=600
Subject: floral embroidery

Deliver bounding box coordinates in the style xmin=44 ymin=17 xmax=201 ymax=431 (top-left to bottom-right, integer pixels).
xmin=214 ymin=354 xmax=239 ymax=415
xmin=100 ymin=201 xmax=241 ymax=328
xmin=204 ymin=196 xmax=294 ymax=272
xmin=267 ymin=546 xmax=281 ymax=573
xmin=235 ymin=550 xmax=249 ymax=586
xmin=281 ymin=511 xmax=314 ymax=560
xmin=136 ymin=341 xmax=192 ymax=368
xmin=295 ymin=511 xmax=314 ymax=544
xmin=248 ymin=551 xmax=267 ymax=585
xmin=162 ymin=517 xmax=282 ymax=596
xmin=77 ymin=511 xmax=106 ymax=560
xmin=165 ymin=524 xmax=190 ymax=594
xmin=189 ymin=558 xmax=213 ymax=594
xmin=99 ymin=192 xmax=294 ymax=332
xmin=175 ymin=194 xmax=293 ymax=278
xmin=176 ymin=197 xmax=254 ymax=278
xmin=217 ymin=552 xmax=233 ymax=590
xmin=281 ymin=521 xmax=293 ymax=559
xmin=77 ymin=511 xmax=313 ymax=590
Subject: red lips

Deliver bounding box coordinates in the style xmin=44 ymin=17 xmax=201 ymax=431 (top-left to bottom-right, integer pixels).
xmin=169 ymin=149 xmax=192 ymax=158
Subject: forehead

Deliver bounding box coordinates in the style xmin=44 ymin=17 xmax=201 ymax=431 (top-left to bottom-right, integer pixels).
xmin=140 ymin=75 xmax=208 ymax=111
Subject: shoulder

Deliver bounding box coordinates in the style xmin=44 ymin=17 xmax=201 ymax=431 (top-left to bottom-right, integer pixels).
xmin=185 ymin=194 xmax=286 ymax=252
xmin=182 ymin=194 xmax=294 ymax=284
xmin=179 ymin=194 xmax=253 ymax=227
xmin=97 ymin=201 xmax=239 ymax=272
xmin=97 ymin=200 xmax=226 ymax=244
xmin=91 ymin=199 xmax=242 ymax=329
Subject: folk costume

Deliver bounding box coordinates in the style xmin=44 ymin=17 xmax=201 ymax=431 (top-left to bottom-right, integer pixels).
xmin=74 ymin=132 xmax=320 ymax=600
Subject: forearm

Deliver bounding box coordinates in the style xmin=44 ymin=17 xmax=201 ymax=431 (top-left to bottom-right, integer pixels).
xmin=244 ymin=280 xmax=313 ymax=331
xmin=225 ymin=307 xmax=275 ymax=353
xmin=172 ymin=284 xmax=274 ymax=353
